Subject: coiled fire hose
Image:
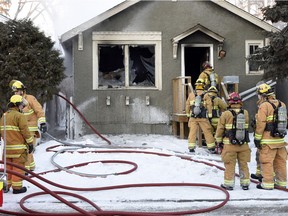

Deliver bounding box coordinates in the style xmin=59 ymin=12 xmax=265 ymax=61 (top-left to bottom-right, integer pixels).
xmin=1 ymin=93 xmax=285 ymax=215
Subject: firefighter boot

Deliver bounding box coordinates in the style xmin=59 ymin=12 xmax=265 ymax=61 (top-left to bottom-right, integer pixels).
xmin=13 ymin=187 xmax=27 ymax=194
xmin=189 ymin=148 xmax=195 ymax=153
xmin=256 ymin=184 xmax=273 ymax=190
xmin=221 ymin=184 xmax=233 ymax=191
xmin=208 ymin=148 xmax=216 ymax=154
xmin=251 ymin=173 xmax=263 ymax=182
xmin=242 ymin=185 xmax=249 ymax=190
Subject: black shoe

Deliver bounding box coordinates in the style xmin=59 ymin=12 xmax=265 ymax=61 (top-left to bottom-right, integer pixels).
xmin=221 ymin=184 xmax=233 ymax=191
xmin=208 ymin=148 xmax=216 ymax=154
xmin=13 ymin=187 xmax=27 ymax=194
xmin=189 ymin=149 xmax=195 ymax=153
xmin=242 ymin=185 xmax=249 ymax=190
xmin=251 ymin=173 xmax=263 ymax=182
xmin=256 ymin=184 xmax=273 ymax=190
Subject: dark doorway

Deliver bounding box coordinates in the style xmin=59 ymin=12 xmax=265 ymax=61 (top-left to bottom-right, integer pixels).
xmin=184 ymin=46 xmax=210 ymax=85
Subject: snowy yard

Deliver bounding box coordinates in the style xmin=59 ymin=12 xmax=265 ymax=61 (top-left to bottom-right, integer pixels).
xmin=1 ymin=133 xmax=288 ymax=215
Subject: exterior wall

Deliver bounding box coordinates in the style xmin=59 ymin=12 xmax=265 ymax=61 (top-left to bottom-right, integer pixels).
xmin=67 ymin=1 xmax=269 ymax=136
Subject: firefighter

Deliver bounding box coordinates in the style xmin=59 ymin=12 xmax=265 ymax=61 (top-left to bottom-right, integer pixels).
xmin=203 ymin=86 xmax=228 ymax=135
xmin=0 ymin=95 xmax=34 ymax=194
xmin=186 ymin=79 xmax=216 ymax=153
xmin=254 ymin=83 xmax=287 ymax=190
xmin=215 ymin=92 xmax=251 ymax=190
xmin=9 ymin=80 xmax=47 ymax=172
xmin=198 ymin=61 xmax=219 ymax=90
xmin=250 ymin=85 xmax=266 ymax=181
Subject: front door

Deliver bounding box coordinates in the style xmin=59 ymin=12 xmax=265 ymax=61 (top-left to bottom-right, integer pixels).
xmin=181 ymin=44 xmax=213 ymax=86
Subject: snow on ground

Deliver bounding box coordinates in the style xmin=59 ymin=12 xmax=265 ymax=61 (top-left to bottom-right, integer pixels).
xmin=1 ymin=133 xmax=288 ymax=215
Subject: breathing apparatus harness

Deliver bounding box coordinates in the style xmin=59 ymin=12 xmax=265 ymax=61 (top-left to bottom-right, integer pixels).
xmin=264 ymin=100 xmax=287 ymax=138
xmin=209 ymin=95 xmax=221 ymax=118
xmin=190 ymin=93 xmax=207 ymax=118
xmin=225 ymin=109 xmax=249 ymax=145
xmin=203 ymin=70 xmax=217 ymax=89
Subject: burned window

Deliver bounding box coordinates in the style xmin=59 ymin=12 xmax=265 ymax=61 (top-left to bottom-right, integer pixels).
xmin=129 ymin=45 xmax=155 ymax=86
xmin=93 ymin=31 xmax=162 ymax=90
xmin=97 ymin=44 xmax=155 ymax=88
xmin=98 ymin=45 xmax=125 ymax=88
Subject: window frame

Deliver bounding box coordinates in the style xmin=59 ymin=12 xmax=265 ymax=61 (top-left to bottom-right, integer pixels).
xmin=245 ymin=40 xmax=264 ymax=75
xmin=92 ymin=31 xmax=162 ymax=90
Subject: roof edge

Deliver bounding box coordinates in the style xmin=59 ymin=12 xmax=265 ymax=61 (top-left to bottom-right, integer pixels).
xmin=61 ymin=0 xmax=280 ymax=43
xmin=212 ymin=0 xmax=280 ymax=32
xmin=61 ymin=0 xmax=140 ymax=43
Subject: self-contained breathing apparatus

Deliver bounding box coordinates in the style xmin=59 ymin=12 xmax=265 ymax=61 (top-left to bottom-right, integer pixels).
xmin=209 ymin=71 xmax=217 ymax=88
xmin=225 ymin=109 xmax=249 ymax=145
xmin=190 ymin=95 xmax=207 ymax=118
xmin=265 ymin=100 xmax=287 ymax=138
xmin=210 ymin=96 xmax=221 ymax=118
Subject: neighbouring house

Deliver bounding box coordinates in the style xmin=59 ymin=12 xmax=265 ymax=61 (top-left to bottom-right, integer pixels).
xmin=59 ymin=0 xmax=279 ymax=138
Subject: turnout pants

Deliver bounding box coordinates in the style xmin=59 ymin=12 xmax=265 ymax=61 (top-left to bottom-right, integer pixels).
xmin=188 ymin=118 xmax=215 ymax=150
xmin=7 ymin=152 xmax=27 ymax=190
xmin=221 ymin=144 xmax=251 ymax=187
xmin=259 ymin=145 xmax=287 ymax=189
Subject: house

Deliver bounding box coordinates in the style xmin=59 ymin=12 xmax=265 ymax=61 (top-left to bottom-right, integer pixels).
xmin=60 ymin=0 xmax=279 ymax=138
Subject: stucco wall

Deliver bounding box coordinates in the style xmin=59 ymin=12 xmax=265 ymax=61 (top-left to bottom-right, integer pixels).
xmin=69 ymin=1 xmax=269 ymax=136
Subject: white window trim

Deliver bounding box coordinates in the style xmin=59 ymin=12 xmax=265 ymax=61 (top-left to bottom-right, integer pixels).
xmin=245 ymin=40 xmax=264 ymax=75
xmin=92 ymin=31 xmax=162 ymax=90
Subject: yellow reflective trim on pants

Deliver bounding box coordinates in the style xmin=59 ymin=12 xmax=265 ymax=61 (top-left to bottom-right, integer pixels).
xmin=240 ymin=179 xmax=250 ymax=185
xmin=12 ymin=181 xmax=22 ymax=187
xmin=262 ymin=182 xmax=274 ymax=189
xmin=275 ymin=181 xmax=286 ymax=187
xmin=224 ymin=179 xmax=234 ymax=187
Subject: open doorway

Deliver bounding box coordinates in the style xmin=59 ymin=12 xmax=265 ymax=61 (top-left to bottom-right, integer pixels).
xmin=181 ymin=44 xmax=213 ymax=86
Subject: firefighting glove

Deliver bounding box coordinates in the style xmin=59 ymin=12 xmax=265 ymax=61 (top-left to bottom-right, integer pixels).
xmin=40 ymin=123 xmax=47 ymax=133
xmin=28 ymin=144 xmax=34 ymax=154
xmin=254 ymin=139 xmax=261 ymax=149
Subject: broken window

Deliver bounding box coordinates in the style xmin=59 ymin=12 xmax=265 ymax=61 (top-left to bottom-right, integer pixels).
xmin=98 ymin=45 xmax=125 ymax=88
xmin=93 ymin=31 xmax=161 ymax=90
xmin=129 ymin=45 xmax=155 ymax=86
xmin=98 ymin=44 xmax=155 ymax=88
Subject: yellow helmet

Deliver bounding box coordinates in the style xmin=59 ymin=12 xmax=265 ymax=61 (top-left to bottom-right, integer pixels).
xmin=9 ymin=80 xmax=26 ymax=92
xmin=257 ymin=83 xmax=273 ymax=96
xmin=208 ymin=86 xmax=218 ymax=93
xmin=195 ymin=79 xmax=205 ymax=90
xmin=9 ymin=95 xmax=28 ymax=107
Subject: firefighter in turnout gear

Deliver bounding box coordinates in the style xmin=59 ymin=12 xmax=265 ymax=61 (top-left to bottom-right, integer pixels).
xmin=254 ymin=83 xmax=287 ymax=190
xmin=250 ymin=85 xmax=266 ymax=182
xmin=186 ymin=79 xmax=216 ymax=153
xmin=9 ymin=80 xmax=47 ymax=172
xmin=215 ymin=92 xmax=251 ymax=190
xmin=0 ymin=95 xmax=34 ymax=194
xmin=203 ymin=86 xmax=228 ymax=135
xmin=198 ymin=62 xmax=219 ymax=90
